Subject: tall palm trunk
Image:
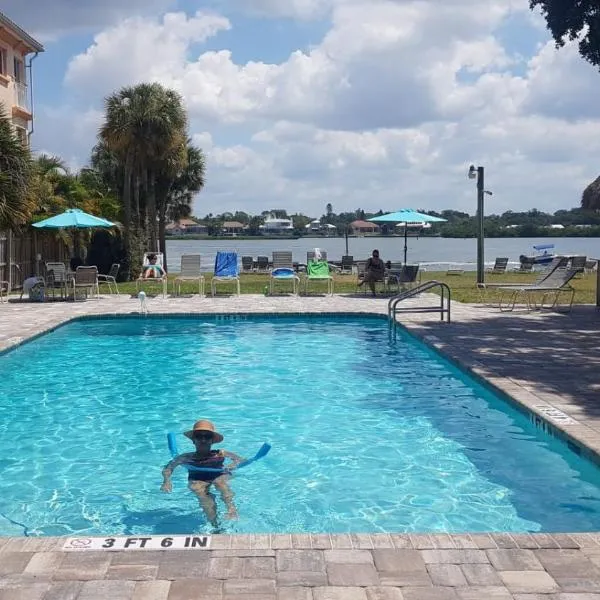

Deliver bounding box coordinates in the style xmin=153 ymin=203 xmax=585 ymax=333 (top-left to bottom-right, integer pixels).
xmin=122 ymin=151 xmax=134 ymax=279
xmin=147 ymin=169 xmax=158 ymax=252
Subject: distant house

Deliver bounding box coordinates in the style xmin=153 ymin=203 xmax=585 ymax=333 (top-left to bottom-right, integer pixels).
xmin=350 ymin=220 xmax=379 ymax=235
xmin=305 ymin=220 xmax=337 ymax=236
xmin=222 ymin=221 xmax=246 ymax=235
xmin=165 ymin=219 xmax=208 ymax=235
xmin=548 ymin=224 xmax=565 ymax=230
xmin=260 ymin=215 xmax=294 ymax=235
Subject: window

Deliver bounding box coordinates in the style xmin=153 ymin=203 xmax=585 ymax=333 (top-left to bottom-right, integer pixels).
xmin=0 ymin=47 xmax=7 ymax=76
xmin=15 ymin=127 xmax=28 ymax=147
xmin=13 ymin=57 xmax=23 ymax=83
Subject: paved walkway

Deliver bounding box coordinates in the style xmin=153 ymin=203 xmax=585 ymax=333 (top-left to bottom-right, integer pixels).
xmin=1 ymin=293 xmax=600 ymax=599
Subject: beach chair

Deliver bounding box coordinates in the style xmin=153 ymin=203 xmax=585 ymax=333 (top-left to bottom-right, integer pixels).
xmin=498 ymin=268 xmax=579 ymax=312
xmin=136 ymin=252 xmax=167 ymax=298
xmin=304 ymin=260 xmax=334 ymax=295
xmin=256 ymin=256 xmax=269 ymax=271
xmin=356 ymin=259 xmax=386 ymax=294
xmin=585 ymin=259 xmax=597 ymax=275
xmin=477 ymin=256 xmax=569 ymax=303
xmin=486 ymin=257 xmax=509 ymax=274
xmin=241 ymin=256 xmax=254 ymax=273
xmin=97 ymin=263 xmax=120 ymax=295
xmin=387 ymin=265 xmax=420 ymax=294
xmin=270 ymin=251 xmax=299 ymax=295
xmin=72 ymin=266 xmax=99 ymax=301
xmin=211 ymin=251 xmax=240 ymax=296
xmin=570 ymin=255 xmax=587 ymax=277
xmin=45 ymin=262 xmax=69 ymax=300
xmin=173 ymin=254 xmax=204 ymax=296
xmin=340 ymin=255 xmax=354 ymax=274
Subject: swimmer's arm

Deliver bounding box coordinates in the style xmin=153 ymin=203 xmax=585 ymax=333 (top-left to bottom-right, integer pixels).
xmin=222 ymin=450 xmax=245 ymax=470
xmin=160 ymin=454 xmax=192 ymax=491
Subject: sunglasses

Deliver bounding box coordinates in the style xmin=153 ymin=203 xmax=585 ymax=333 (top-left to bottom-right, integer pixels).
xmin=193 ymin=432 xmax=214 ymax=441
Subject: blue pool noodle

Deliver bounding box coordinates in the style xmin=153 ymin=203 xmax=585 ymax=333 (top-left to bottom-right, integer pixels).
xmin=167 ymin=432 xmax=271 ymax=474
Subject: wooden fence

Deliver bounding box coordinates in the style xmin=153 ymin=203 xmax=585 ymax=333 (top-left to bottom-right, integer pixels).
xmin=0 ymin=230 xmax=69 ymax=290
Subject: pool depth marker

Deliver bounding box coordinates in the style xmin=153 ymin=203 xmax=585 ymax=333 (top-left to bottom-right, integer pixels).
xmin=63 ymin=535 xmax=211 ymax=551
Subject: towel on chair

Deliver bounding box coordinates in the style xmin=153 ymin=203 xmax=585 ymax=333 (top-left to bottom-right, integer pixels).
xmin=307 ymin=260 xmax=330 ymax=278
xmin=214 ymin=252 xmax=239 ymax=277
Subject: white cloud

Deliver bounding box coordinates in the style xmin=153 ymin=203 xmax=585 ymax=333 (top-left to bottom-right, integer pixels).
xmin=65 ymin=11 xmax=231 ymax=100
xmin=34 ymin=0 xmax=600 ymax=216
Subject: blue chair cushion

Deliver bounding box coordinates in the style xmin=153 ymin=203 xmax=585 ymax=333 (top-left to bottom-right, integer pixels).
xmin=272 ymin=268 xmax=295 ymax=278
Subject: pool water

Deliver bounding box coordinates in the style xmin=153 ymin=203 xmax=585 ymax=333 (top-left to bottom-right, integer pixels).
xmin=1 ymin=315 xmax=600 ymax=536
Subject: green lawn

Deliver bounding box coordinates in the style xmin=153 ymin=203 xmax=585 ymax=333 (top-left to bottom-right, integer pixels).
xmin=113 ymin=270 xmax=598 ymax=304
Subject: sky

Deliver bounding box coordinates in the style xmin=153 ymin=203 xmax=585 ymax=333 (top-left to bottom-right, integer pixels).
xmin=4 ymin=0 xmax=600 ymax=218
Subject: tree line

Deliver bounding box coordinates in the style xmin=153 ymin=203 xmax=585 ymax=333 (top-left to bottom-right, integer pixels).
xmin=192 ymin=206 xmax=600 ymax=238
xmin=0 ymin=82 xmax=205 ymax=279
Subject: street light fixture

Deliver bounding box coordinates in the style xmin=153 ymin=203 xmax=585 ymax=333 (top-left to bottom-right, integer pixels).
xmin=467 ymin=164 xmax=486 ymax=285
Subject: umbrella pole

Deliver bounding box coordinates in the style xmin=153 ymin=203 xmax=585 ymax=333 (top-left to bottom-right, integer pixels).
xmin=345 ymin=228 xmax=349 ymax=255
xmin=404 ymin=225 xmax=408 ymax=265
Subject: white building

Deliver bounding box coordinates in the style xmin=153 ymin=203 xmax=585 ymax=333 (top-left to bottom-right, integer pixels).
xmin=0 ymin=11 xmax=44 ymax=145
xmin=260 ymin=215 xmax=294 ymax=235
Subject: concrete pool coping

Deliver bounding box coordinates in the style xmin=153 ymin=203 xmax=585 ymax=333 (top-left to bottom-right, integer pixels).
xmin=2 ymin=293 xmax=600 ymax=598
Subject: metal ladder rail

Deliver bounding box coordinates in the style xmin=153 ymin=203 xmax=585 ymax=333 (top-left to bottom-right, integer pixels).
xmin=387 ymin=280 xmax=451 ymax=336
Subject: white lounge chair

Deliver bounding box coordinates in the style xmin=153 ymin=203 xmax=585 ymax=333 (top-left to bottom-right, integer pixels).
xmin=270 ymin=251 xmax=299 ymax=295
xmin=173 ymin=254 xmax=204 ymax=296
xmin=136 ymin=252 xmax=167 ymax=298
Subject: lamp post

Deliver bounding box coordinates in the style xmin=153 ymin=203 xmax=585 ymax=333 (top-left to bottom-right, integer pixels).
xmin=468 ymin=165 xmax=488 ymax=285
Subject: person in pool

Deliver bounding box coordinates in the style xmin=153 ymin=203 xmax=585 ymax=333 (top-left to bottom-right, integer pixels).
xmin=143 ymin=254 xmax=166 ymax=279
xmin=161 ymin=420 xmax=244 ymax=524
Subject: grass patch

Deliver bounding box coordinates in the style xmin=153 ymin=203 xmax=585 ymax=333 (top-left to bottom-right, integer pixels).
xmin=110 ymin=270 xmax=597 ymax=304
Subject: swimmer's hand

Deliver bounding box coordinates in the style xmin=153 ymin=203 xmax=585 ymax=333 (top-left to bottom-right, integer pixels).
xmin=160 ymin=481 xmax=172 ymax=493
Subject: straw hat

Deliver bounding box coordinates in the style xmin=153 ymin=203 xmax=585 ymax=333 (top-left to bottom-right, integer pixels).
xmin=184 ymin=419 xmax=224 ymax=443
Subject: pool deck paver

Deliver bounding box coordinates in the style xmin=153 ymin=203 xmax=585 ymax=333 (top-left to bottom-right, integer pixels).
xmin=1 ymin=293 xmax=600 ymax=598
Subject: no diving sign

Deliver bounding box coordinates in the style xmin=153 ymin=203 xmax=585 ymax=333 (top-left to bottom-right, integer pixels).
xmin=63 ymin=535 xmax=211 ymax=551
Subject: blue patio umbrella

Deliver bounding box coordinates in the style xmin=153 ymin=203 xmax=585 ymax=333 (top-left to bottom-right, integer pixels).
xmin=33 ymin=209 xmax=116 ymax=266
xmin=32 ymin=208 xmax=115 ymax=229
xmin=369 ymin=209 xmax=447 ymax=264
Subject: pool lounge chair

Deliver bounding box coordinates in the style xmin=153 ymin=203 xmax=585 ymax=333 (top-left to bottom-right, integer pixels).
xmin=45 ymin=262 xmax=69 ymax=300
xmin=136 ymin=252 xmax=168 ymax=298
xmin=211 ymin=251 xmax=240 ymax=296
xmin=256 ymin=256 xmax=269 ymax=272
xmin=498 ymin=268 xmax=579 ymax=312
xmin=387 ymin=265 xmax=420 ymax=294
xmin=304 ymin=260 xmax=334 ymax=295
xmin=477 ymin=256 xmax=569 ymax=303
xmin=570 ymin=255 xmax=587 ymax=277
xmin=97 ymin=263 xmax=120 ymax=295
xmin=486 ymin=257 xmax=509 ymax=274
xmin=340 ymin=255 xmax=354 ymax=274
xmin=241 ymin=256 xmax=254 ymax=273
xmin=356 ymin=260 xmax=386 ymax=295
xmin=270 ymin=251 xmax=299 ymax=295
xmin=72 ymin=266 xmax=100 ymax=300
xmin=173 ymin=254 xmax=204 ymax=296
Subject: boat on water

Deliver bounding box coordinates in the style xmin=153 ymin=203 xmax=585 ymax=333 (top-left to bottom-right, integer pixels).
xmin=519 ymin=243 xmax=556 ymax=266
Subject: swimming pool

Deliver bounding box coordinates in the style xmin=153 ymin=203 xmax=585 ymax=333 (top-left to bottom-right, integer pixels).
xmin=1 ymin=314 xmax=600 ymax=536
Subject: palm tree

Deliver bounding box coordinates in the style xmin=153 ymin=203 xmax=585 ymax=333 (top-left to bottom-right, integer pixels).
xmin=99 ymin=82 xmax=188 ymax=276
xmin=0 ymin=104 xmax=34 ymax=230
xmin=582 ymin=175 xmax=600 ymax=210
xmin=156 ymin=141 xmax=206 ymax=264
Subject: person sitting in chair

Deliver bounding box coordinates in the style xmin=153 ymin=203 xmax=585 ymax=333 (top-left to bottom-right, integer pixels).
xmin=358 ymin=249 xmax=386 ymax=296
xmin=143 ymin=254 xmax=165 ymax=279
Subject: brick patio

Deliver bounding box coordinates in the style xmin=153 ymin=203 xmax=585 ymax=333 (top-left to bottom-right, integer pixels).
xmin=1 ymin=293 xmax=600 ymax=599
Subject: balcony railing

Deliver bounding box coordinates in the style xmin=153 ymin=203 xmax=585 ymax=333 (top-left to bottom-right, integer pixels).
xmin=13 ymin=82 xmax=30 ymax=113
